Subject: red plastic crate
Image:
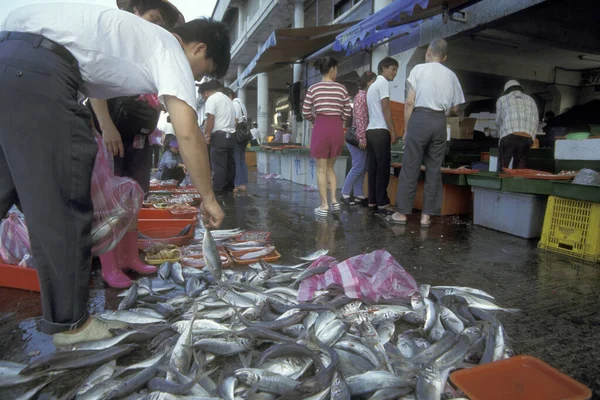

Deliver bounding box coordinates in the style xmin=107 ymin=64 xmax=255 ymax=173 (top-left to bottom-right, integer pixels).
xmin=0 ymin=263 xmax=40 ymax=292
xmin=138 ymin=208 xmax=197 ymax=220
xmin=137 ymin=219 xmax=196 ymax=232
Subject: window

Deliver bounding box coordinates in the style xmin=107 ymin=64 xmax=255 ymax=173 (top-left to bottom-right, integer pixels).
xmin=334 ymin=0 xmax=359 ymax=19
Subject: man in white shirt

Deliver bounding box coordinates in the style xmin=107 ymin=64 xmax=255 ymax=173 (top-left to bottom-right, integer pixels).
xmin=389 ymin=38 xmax=465 ymax=226
xmin=250 ymin=121 xmax=261 ymax=145
xmin=219 ymin=87 xmax=250 ymax=192
xmin=0 ymin=3 xmax=229 ymax=346
xmin=199 ymin=80 xmax=237 ymax=194
xmin=365 ymin=57 xmax=399 ymax=211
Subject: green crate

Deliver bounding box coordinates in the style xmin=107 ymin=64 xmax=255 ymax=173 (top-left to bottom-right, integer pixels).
xmin=502 ymin=177 xmax=555 ymax=195
xmin=467 ymin=172 xmax=502 ymax=190
xmin=553 ymin=181 xmax=600 ymax=203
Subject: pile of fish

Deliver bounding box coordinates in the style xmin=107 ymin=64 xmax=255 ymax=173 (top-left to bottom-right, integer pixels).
xmin=0 ymin=229 xmax=518 ymax=399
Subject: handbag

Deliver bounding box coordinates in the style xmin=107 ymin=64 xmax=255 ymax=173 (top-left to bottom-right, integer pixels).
xmin=345 ymin=126 xmax=359 ymax=146
xmin=235 ymin=105 xmax=253 ymax=144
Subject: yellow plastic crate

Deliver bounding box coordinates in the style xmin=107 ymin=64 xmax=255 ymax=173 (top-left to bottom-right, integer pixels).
xmin=538 ymin=196 xmax=600 ymax=262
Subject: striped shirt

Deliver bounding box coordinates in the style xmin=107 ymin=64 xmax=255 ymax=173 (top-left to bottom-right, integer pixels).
xmin=302 ymin=81 xmax=352 ymax=123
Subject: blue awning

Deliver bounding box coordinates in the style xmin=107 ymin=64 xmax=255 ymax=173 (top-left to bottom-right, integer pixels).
xmin=334 ymin=0 xmax=479 ymax=55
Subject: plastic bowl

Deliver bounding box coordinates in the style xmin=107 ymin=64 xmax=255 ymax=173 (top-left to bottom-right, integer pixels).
xmin=565 ymin=132 xmax=590 ymax=140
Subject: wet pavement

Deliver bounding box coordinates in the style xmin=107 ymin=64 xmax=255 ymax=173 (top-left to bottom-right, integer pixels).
xmin=0 ymin=173 xmax=599 ymax=398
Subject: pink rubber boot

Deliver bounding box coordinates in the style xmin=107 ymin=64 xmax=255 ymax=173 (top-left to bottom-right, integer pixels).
xmin=120 ymin=231 xmax=157 ymax=274
xmin=99 ymin=246 xmax=132 ymax=288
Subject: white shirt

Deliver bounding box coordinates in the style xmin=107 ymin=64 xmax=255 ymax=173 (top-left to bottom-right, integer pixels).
xmin=407 ymin=62 xmax=465 ymax=112
xmin=205 ymin=92 xmax=236 ymax=133
xmin=366 ymin=76 xmax=391 ymax=131
xmin=232 ymin=98 xmax=248 ymax=123
xmin=250 ymin=127 xmax=261 ymax=141
xmin=1 ymin=3 xmax=197 ymax=113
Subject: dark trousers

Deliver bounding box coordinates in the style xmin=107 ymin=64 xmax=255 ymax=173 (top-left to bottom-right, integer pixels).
xmin=151 ymin=144 xmax=161 ymax=168
xmin=211 ymin=131 xmax=236 ymax=194
xmin=0 ymin=35 xmax=96 ymax=334
xmin=499 ymin=133 xmax=532 ymax=170
xmin=159 ymin=167 xmax=186 ymax=183
xmin=113 ymin=133 xmax=152 ymax=193
xmin=396 ymin=109 xmax=446 ymax=215
xmin=366 ymin=129 xmax=391 ymax=207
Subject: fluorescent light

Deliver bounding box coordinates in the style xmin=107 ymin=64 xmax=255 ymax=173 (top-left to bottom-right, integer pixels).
xmin=578 ymin=55 xmax=600 ymax=63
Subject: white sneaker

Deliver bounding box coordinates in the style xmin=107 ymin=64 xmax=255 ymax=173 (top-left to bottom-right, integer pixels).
xmin=52 ymin=317 xmax=128 ymax=347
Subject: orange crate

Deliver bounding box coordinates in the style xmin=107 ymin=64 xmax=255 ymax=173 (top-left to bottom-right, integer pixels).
xmin=138 ymin=208 xmax=197 ymax=220
xmin=138 ymin=227 xmax=194 ymax=250
xmin=137 ymin=219 xmax=196 ymax=232
xmin=229 ymin=248 xmax=281 ymax=265
xmin=450 ymin=355 xmax=592 ymax=400
xmin=0 ymin=263 xmax=40 ymax=292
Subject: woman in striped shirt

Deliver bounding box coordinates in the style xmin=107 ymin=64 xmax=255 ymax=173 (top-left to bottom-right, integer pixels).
xmin=302 ymin=57 xmax=352 ymax=217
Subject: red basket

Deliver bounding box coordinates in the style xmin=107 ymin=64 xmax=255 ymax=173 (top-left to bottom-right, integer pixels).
xmin=138 ymin=227 xmax=194 ymax=250
xmin=137 ymin=219 xmax=196 ymax=232
xmin=0 ymin=263 xmax=40 ymax=292
xmin=138 ymin=208 xmax=197 ymax=220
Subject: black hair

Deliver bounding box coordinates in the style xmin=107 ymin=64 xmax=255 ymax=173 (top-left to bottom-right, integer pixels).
xmin=163 ymin=133 xmax=175 ymax=152
xmin=198 ymin=79 xmax=223 ymax=95
xmin=313 ymin=57 xmax=338 ymax=75
xmin=172 ymin=18 xmax=231 ymax=79
xmin=377 ymin=57 xmax=399 ymax=74
xmin=218 ymin=87 xmax=236 ymax=99
xmin=126 ymin=0 xmax=179 ymax=29
xmin=359 ymin=71 xmax=377 ymax=90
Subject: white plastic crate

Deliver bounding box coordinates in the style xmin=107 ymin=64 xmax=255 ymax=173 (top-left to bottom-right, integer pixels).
xmin=472 ymin=187 xmax=547 ymax=239
xmin=257 ymin=151 xmax=268 ymax=174
xmin=280 ymin=154 xmax=293 ymax=181
xmin=291 ymin=155 xmax=307 ymax=185
xmin=267 ymin=152 xmax=281 ymax=175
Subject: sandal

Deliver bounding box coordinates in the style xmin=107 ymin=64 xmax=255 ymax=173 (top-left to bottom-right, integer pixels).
xmin=382 ymin=215 xmax=407 ymax=225
xmin=314 ymin=206 xmax=329 ymax=217
xmin=331 ymin=203 xmax=341 ymax=212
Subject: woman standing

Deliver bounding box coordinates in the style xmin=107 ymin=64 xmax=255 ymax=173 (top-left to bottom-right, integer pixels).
xmin=302 ymin=57 xmax=352 ymax=217
xmin=340 ymin=72 xmax=377 ymax=206
xmin=89 ymin=0 xmax=184 ymax=288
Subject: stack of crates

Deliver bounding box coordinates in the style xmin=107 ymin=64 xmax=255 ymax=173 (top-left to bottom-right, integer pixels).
xmin=538 ymin=196 xmax=600 ymax=263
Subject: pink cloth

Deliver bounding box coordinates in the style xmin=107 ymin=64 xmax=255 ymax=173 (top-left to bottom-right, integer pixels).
xmin=297 ymin=250 xmax=418 ymax=303
xmin=137 ymin=94 xmax=161 ymax=110
xmin=353 ymin=90 xmax=369 ymax=146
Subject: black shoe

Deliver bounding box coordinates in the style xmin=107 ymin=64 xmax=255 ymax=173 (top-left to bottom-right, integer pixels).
xmin=339 ymin=196 xmax=355 ymax=206
xmin=355 ymin=197 xmax=369 ymax=207
xmin=377 ymin=206 xmax=396 ymax=216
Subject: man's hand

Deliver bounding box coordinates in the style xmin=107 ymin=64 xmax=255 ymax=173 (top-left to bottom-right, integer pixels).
xmin=390 ymin=132 xmax=398 ymax=145
xmin=201 ymin=197 xmax=224 ymax=229
xmin=205 ymin=135 xmax=211 ymax=145
xmin=103 ymin=124 xmax=124 ymax=157
xmin=359 ymin=140 xmax=367 ymax=150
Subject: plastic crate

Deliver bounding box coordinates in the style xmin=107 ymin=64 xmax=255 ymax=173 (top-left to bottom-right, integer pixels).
xmin=138 ymin=226 xmax=194 ymax=250
xmin=138 ymin=208 xmax=197 ymax=220
xmin=472 ymin=187 xmax=547 ymax=239
xmin=467 ymin=172 xmax=502 ymax=190
xmin=538 ymin=196 xmax=600 ymax=262
xmin=0 ymin=263 xmax=40 ymax=292
xmin=137 ymin=219 xmax=196 ymax=232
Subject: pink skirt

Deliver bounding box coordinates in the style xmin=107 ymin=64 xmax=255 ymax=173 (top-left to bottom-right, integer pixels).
xmin=310 ymin=115 xmax=344 ymax=159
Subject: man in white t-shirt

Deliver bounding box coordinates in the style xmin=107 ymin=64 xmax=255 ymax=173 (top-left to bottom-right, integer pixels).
xmin=365 ymin=57 xmax=399 ymax=211
xmin=0 ymin=3 xmax=230 ymax=347
xmin=219 ymin=87 xmax=250 ymax=192
xmin=199 ymin=80 xmax=237 ymax=194
xmin=389 ymin=38 xmax=465 ymax=227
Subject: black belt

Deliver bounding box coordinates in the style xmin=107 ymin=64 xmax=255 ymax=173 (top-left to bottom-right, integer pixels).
xmin=414 ymin=107 xmax=445 ymax=115
xmin=0 ymin=31 xmax=79 ymax=69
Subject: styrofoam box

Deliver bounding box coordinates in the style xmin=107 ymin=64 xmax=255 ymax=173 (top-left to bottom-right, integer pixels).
xmin=291 ymin=155 xmax=307 ymax=185
xmin=257 ymin=152 xmax=268 ymax=174
xmin=555 ymin=138 xmax=600 ymax=160
xmin=306 ymin=158 xmax=317 ymax=188
xmin=472 ymin=187 xmax=547 ymax=239
xmin=267 ymin=152 xmax=281 ymax=175
xmin=280 ymin=154 xmax=293 ymax=181
xmin=334 ymin=157 xmax=348 ymax=188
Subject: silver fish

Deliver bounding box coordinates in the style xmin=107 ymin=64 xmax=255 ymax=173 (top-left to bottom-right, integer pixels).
xmin=158 ymin=261 xmax=171 ymax=280
xmin=75 ymin=361 xmax=118 ymax=396
xmin=138 ymin=277 xmax=154 ymax=294
xmin=432 ymin=286 xmax=495 ymax=300
xmin=239 ymin=246 xmax=276 ymax=260
xmin=203 ymin=229 xmax=223 ymax=281
xmin=297 ymin=249 xmax=329 ymax=261
xmin=346 ymin=371 xmax=412 ymax=396
xmin=118 ymin=283 xmax=139 ymax=311
xmin=69 ymin=331 xmax=137 ymax=351
xmin=330 ymin=370 xmax=351 ymax=400
xmin=168 ymin=304 xmax=196 ymax=379
xmin=185 ymin=276 xmax=203 ymax=298
xmin=100 ymin=310 xmax=165 ymax=324
xmin=234 ymin=368 xmax=300 ymax=395
xmin=193 ymin=338 xmax=254 ymax=356
xmin=171 ymin=262 xmax=185 ymax=285
xmin=0 ymin=360 xmax=26 ymax=377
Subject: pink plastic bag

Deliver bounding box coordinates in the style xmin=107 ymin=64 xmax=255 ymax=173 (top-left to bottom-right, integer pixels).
xmin=0 ymin=213 xmax=33 ymax=266
xmin=91 ymin=133 xmax=144 ymax=255
xmin=297 ymin=250 xmax=418 ymax=303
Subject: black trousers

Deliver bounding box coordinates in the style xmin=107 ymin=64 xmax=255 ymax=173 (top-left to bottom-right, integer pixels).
xmin=499 ymin=133 xmax=532 ymax=170
xmin=113 ymin=132 xmax=152 ymax=193
xmin=159 ymin=166 xmax=185 ymax=183
xmin=366 ymin=129 xmax=391 ymax=207
xmin=0 ymin=34 xmax=96 ymax=334
xmin=396 ymin=109 xmax=446 ymax=215
xmin=210 ymin=131 xmax=236 ymax=194
xmin=151 ymin=144 xmax=161 ymax=168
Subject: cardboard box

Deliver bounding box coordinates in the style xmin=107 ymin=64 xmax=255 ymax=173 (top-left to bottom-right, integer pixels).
xmin=447 ymin=117 xmax=476 ymax=140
